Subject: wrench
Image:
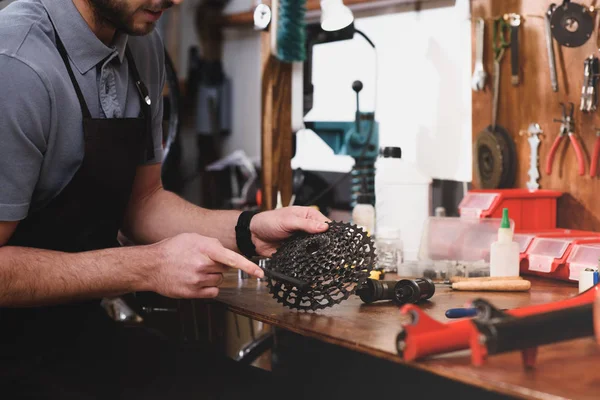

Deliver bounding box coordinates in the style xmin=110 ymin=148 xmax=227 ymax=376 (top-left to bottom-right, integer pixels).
xmin=545 ymin=4 xmax=559 ymax=92
xmin=472 ymin=18 xmax=487 ymax=91
xmin=492 ymin=49 xmax=505 ymax=129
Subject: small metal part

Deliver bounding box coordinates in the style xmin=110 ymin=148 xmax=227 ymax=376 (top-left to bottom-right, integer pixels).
xmin=393 ymin=278 xmax=436 ymax=305
xmin=265 ymin=221 xmax=376 ymax=311
xmin=357 ymin=279 xmax=397 ymax=304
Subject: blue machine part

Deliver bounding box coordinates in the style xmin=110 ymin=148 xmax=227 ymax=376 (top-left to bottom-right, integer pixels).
xmin=304 ymin=112 xmax=379 ymax=206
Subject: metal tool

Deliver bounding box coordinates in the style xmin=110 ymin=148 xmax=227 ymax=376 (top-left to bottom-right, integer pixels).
xmin=545 ymin=102 xmax=585 ymax=176
xmin=524 ymin=123 xmax=542 ymax=190
xmin=550 ymin=0 xmax=594 ymax=48
xmin=394 ymin=278 xmax=435 ymax=305
xmin=545 ymin=4 xmax=559 ymax=92
xmin=506 ymin=13 xmax=521 ymax=86
xmin=474 ymin=17 xmax=516 ymax=189
xmin=492 ymin=16 xmax=511 ymax=131
xmin=395 ymin=284 xmax=600 ymax=362
xmin=357 ymin=279 xmax=397 ymax=304
xmin=265 ymin=221 xmax=375 ymax=311
xmin=470 ymin=299 xmax=594 ymax=367
xmin=590 ymin=128 xmax=600 ymax=177
xmin=471 ymin=18 xmax=487 ymax=91
xmin=580 ymin=55 xmax=599 ymax=113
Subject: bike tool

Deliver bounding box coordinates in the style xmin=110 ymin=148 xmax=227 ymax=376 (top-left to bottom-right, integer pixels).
xmin=474 ymin=16 xmax=516 ymax=189
xmin=545 ymin=4 xmax=559 ymax=92
xmin=590 ymin=128 xmax=600 ymax=177
xmin=550 ymin=0 xmax=595 ymax=48
xmin=545 ymin=102 xmax=585 ymax=176
xmin=505 ymin=13 xmax=521 ymax=86
xmin=580 ymin=55 xmax=599 ymax=113
xmin=357 ymin=278 xmax=435 ymax=305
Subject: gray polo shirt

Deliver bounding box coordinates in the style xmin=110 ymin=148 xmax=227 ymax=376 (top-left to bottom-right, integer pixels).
xmin=0 ymin=0 xmax=165 ymax=221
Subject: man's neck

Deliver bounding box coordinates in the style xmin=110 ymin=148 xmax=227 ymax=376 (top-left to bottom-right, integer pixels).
xmin=72 ymin=0 xmax=116 ymax=45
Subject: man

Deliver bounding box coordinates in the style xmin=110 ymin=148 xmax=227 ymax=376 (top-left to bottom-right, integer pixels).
xmin=0 ymin=0 xmax=327 ymax=398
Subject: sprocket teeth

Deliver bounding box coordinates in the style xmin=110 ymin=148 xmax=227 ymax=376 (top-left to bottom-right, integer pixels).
xmin=264 ymin=221 xmax=376 ymax=311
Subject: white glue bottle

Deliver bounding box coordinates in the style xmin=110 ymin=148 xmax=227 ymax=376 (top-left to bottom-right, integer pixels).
xmin=352 ymin=194 xmax=375 ymax=236
xmin=490 ymin=208 xmax=520 ymax=277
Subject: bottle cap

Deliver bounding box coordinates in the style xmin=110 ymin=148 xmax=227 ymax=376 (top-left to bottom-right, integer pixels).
xmin=501 ymin=208 xmax=510 ymax=229
xmin=356 ymin=194 xmax=374 ymax=204
xmin=380 ymin=146 xmax=402 ymax=159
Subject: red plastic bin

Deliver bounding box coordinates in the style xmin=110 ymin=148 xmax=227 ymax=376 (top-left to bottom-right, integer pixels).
xmin=458 ymin=189 xmax=562 ymax=232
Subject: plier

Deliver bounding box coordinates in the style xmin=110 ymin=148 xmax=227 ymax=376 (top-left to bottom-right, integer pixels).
xmin=545 ymin=102 xmax=585 ymax=176
xmin=591 ymin=129 xmax=600 ymax=177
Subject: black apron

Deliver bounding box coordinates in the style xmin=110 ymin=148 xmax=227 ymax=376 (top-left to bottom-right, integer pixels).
xmin=0 ymin=15 xmax=153 ymax=379
xmin=0 ymin=15 xmax=278 ymax=400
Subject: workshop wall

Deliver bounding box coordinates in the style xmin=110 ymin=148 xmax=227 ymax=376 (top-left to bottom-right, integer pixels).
xmin=471 ymin=0 xmax=600 ymax=230
xmin=299 ymin=0 xmax=473 ymax=182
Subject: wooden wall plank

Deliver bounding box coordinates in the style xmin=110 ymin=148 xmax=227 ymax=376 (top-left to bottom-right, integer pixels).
xmin=260 ymin=31 xmax=293 ymax=211
xmin=472 ymin=0 xmax=600 ymax=230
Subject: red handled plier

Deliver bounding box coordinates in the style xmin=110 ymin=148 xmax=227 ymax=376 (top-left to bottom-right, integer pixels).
xmin=591 ymin=130 xmax=600 ymax=177
xmin=545 ymin=102 xmax=585 ymax=176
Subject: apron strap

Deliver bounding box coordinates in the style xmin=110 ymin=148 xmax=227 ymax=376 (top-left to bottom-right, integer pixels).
xmin=48 ymin=19 xmax=92 ymax=120
xmin=125 ymin=47 xmax=155 ymax=161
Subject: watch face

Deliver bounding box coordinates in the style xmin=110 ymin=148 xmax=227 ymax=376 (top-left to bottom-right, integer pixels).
xmin=253 ymin=3 xmax=271 ymax=30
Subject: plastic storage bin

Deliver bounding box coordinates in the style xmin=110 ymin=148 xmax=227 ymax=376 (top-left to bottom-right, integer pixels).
xmin=521 ymin=234 xmax=600 ymax=281
xmin=458 ymin=189 xmax=562 ymax=232
xmin=566 ymin=243 xmax=600 ymax=282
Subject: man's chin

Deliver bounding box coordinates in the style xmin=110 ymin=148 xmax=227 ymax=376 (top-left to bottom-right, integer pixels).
xmin=123 ymin=23 xmax=156 ymax=36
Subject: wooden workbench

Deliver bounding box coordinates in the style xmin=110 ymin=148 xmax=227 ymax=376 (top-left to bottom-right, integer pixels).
xmin=217 ymin=274 xmax=599 ymax=400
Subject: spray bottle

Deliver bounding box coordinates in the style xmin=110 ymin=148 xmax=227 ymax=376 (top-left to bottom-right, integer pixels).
xmin=490 ymin=208 xmax=520 ymax=277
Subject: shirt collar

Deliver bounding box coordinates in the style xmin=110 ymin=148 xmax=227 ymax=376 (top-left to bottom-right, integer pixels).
xmin=41 ymin=0 xmax=129 ymax=74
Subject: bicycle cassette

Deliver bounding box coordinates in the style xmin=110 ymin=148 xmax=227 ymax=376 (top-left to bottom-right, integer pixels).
xmin=264 ymin=221 xmax=376 ymax=311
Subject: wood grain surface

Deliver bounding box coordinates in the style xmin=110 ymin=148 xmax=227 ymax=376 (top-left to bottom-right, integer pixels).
xmin=217 ymin=273 xmax=600 ymax=400
xmin=471 ymin=0 xmax=600 ymax=231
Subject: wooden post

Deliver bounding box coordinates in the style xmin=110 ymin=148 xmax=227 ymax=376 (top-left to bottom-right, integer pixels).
xmin=260 ymin=30 xmax=294 ymax=210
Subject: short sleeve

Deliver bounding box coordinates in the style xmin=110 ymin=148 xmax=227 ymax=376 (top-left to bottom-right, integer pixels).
xmin=0 ymin=54 xmax=50 ymax=221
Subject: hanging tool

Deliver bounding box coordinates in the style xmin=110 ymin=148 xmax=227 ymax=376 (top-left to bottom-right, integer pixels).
xmin=590 ymin=128 xmax=600 ymax=177
xmin=474 ymin=17 xmax=516 ymax=189
xmin=550 ymin=0 xmax=594 ymax=48
xmin=545 ymin=4 xmax=559 ymax=92
xmin=580 ymin=55 xmax=599 ymax=113
xmin=469 ymin=299 xmax=594 ymax=367
xmin=545 ymin=102 xmax=585 ymax=176
xmin=471 ymin=18 xmax=487 ymax=91
xmin=505 ymin=13 xmax=521 ymax=86
xmin=395 ymin=284 xmax=600 ymax=362
xmin=523 ymin=123 xmax=542 ymax=190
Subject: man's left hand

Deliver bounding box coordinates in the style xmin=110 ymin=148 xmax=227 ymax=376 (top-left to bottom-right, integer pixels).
xmin=250 ymin=206 xmax=330 ymax=257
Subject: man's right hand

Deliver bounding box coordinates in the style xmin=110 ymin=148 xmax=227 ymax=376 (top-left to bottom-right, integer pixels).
xmin=150 ymin=233 xmax=264 ymax=299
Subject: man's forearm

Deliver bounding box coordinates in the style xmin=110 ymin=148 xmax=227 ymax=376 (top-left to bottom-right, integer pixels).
xmin=123 ymin=188 xmax=242 ymax=250
xmin=0 ymin=245 xmax=154 ymax=307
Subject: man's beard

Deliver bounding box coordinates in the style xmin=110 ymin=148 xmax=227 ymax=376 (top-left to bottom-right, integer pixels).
xmin=88 ymin=0 xmax=173 ymax=36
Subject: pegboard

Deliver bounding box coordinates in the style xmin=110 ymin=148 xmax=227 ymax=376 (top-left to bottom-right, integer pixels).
xmin=471 ymin=0 xmax=600 ymax=230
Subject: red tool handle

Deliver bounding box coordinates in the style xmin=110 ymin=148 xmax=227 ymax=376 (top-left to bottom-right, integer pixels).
xmin=545 ymin=135 xmax=563 ymax=175
xmin=591 ymin=137 xmax=600 ymax=177
xmin=569 ymin=134 xmax=586 ymax=176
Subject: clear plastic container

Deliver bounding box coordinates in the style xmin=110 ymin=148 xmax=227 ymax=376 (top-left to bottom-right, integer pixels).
xmin=567 ymin=243 xmax=600 ymax=281
xmin=418 ymin=217 xmax=514 ymax=263
xmin=375 ymin=227 xmax=403 ymax=273
xmin=527 ymin=237 xmax=585 ymax=273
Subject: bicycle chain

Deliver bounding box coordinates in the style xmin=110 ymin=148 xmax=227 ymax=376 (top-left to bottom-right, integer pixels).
xmin=266 ymin=221 xmax=376 ymax=311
